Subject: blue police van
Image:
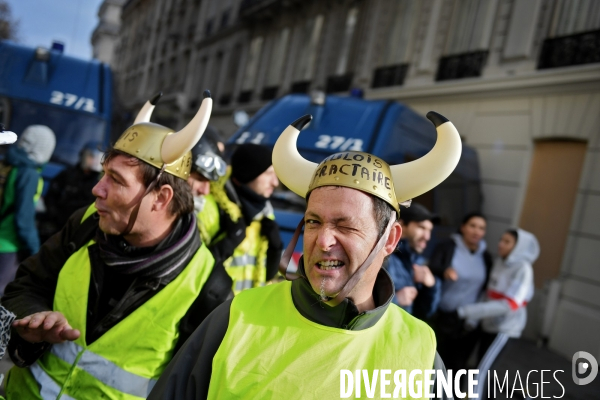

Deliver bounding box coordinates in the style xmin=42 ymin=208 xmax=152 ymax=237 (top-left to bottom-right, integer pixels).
xmin=228 ymin=93 xmax=482 ymax=266
xmin=0 ymin=40 xmax=112 ymax=191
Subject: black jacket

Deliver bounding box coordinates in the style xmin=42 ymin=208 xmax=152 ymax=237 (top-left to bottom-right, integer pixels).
xmin=428 ymin=238 xmax=493 ymax=286
xmin=2 ymin=207 xmax=233 ymax=366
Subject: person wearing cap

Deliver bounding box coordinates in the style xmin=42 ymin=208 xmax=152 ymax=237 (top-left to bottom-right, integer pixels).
xmin=188 ymin=126 xmax=246 ymax=265
xmin=147 ymin=111 xmax=462 ymax=399
xmin=1 ymin=92 xmax=233 ymax=398
xmin=386 ymin=203 xmax=441 ymax=319
xmin=0 ymin=125 xmax=56 ymax=297
xmin=39 ymin=140 xmax=103 ymax=242
xmin=225 ymin=143 xmax=283 ymax=293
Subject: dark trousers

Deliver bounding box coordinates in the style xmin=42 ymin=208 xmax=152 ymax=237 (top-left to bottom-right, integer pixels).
xmin=0 ymin=252 xmax=23 ymax=297
xmin=435 ymin=310 xmax=483 ymax=372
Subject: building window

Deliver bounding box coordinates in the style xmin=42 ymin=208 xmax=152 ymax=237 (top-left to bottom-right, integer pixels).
xmin=372 ymin=0 xmax=418 ymax=88
xmin=538 ymin=0 xmax=600 ymax=69
xmin=221 ymin=44 xmax=242 ymax=106
xmin=435 ymin=0 xmax=497 ymax=81
xmin=327 ymin=7 xmax=359 ymax=92
xmin=263 ymin=27 xmax=290 ymax=99
xmin=291 ymin=14 xmax=324 ymax=90
xmin=240 ymin=36 xmax=264 ymax=95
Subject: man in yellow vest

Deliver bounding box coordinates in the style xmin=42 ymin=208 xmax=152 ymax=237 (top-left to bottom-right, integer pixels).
xmin=148 ymin=112 xmax=462 ymax=399
xmin=224 ymin=143 xmax=283 ymax=293
xmin=187 ymin=128 xmax=246 ymax=265
xmin=1 ymin=91 xmax=233 ymax=399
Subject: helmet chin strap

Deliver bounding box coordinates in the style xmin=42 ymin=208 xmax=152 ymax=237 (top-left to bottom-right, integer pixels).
xmin=279 ymin=210 xmax=397 ymax=307
xmin=120 ymin=165 xmax=167 ymax=236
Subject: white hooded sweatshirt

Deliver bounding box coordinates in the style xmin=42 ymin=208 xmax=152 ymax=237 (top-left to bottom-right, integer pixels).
xmin=458 ymin=228 xmax=540 ymax=338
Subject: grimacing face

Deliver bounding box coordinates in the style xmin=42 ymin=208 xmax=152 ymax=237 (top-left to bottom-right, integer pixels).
xmin=92 ymin=155 xmax=151 ymax=235
xmin=302 ymin=186 xmax=398 ymax=301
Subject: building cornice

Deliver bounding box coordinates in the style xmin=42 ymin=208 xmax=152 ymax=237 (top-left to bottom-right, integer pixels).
xmin=366 ymin=65 xmax=600 ymax=102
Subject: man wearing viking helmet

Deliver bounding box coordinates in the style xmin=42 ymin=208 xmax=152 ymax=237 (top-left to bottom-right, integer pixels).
xmin=2 ymin=91 xmax=233 ymax=399
xmin=148 ymin=112 xmax=461 ymax=399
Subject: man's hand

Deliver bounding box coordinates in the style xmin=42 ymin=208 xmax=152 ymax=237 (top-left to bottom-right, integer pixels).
xmin=413 ymin=264 xmax=436 ymax=288
xmin=395 ymin=287 xmax=418 ymax=306
xmin=443 ymin=267 xmax=459 ymax=281
xmin=13 ymin=311 xmax=80 ymax=344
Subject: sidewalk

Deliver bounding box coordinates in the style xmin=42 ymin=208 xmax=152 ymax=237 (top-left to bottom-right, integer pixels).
xmin=485 ymin=338 xmax=600 ymax=400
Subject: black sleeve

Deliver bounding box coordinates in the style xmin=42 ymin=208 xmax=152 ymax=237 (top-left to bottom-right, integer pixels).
xmin=429 ymin=241 xmax=455 ymax=278
xmin=174 ymin=260 xmax=233 ymax=354
xmin=2 ymin=207 xmax=89 ymax=366
xmin=148 ymin=300 xmax=232 ymax=400
xmin=207 ymin=211 xmax=246 ymax=265
xmin=261 ymin=218 xmax=283 ymax=281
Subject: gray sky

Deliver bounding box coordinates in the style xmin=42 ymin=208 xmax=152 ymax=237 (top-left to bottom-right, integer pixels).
xmin=7 ymin=0 xmax=104 ymax=60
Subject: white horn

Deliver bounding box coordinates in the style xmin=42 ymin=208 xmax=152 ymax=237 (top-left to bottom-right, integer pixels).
xmin=272 ymin=115 xmax=316 ymax=198
xmin=161 ymin=90 xmax=212 ymax=164
xmin=391 ymin=112 xmax=462 ymax=203
xmin=133 ymin=92 xmax=162 ymax=124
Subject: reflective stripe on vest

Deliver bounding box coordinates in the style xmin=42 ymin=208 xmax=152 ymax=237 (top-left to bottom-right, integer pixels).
xmin=30 ymin=363 xmax=77 ymax=400
xmin=49 ymin=341 xmax=156 ymax=397
xmin=208 ymin=282 xmax=437 ymax=399
xmin=6 ymin=205 xmax=215 ymax=399
xmin=224 ymin=220 xmax=269 ymax=294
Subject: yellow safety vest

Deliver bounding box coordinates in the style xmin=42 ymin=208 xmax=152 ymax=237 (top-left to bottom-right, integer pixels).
xmin=196 ymin=174 xmax=273 ymax=294
xmin=224 ymin=216 xmax=272 ymax=294
xmin=208 ymin=281 xmax=437 ymax=399
xmin=6 ymin=206 xmax=215 ymax=399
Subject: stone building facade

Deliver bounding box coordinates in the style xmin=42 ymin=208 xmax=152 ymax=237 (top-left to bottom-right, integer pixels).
xmin=98 ymin=0 xmax=600 ymax=360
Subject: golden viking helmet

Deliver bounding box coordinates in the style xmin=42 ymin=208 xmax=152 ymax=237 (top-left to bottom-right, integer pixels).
xmin=272 ymin=112 xmax=462 ymax=212
xmin=114 ymin=91 xmax=213 ymax=180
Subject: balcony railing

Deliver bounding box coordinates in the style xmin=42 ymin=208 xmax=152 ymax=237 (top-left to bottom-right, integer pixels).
xmin=435 ymin=50 xmax=488 ymax=81
xmin=238 ymin=90 xmax=253 ymax=104
xmin=326 ymin=74 xmax=353 ymax=93
xmin=261 ymin=86 xmax=279 ymax=101
xmin=290 ymin=81 xmax=311 ymax=93
xmin=219 ymin=94 xmax=232 ymax=106
xmin=372 ymin=64 xmax=408 ymax=88
xmin=538 ymin=29 xmax=600 ymax=70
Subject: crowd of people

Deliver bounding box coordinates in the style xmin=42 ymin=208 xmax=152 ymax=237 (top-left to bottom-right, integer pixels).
xmin=0 ymin=95 xmax=541 ymax=399
xmin=386 ymin=203 xmax=539 ymax=396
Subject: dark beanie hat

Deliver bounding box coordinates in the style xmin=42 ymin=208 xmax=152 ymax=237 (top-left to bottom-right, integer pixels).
xmin=231 ymin=143 xmax=273 ymax=184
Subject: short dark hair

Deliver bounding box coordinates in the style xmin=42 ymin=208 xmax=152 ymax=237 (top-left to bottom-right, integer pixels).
xmin=461 ymin=211 xmax=487 ymax=226
xmin=102 ymin=148 xmax=193 ymax=218
xmin=506 ymin=229 xmax=518 ymax=241
xmin=372 ymin=196 xmax=398 ymax=238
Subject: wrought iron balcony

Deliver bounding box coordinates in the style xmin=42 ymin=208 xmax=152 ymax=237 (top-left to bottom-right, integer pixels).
xmin=326 ymin=74 xmax=353 ymax=93
xmin=290 ymin=81 xmax=311 ymax=93
xmin=538 ymin=29 xmax=600 ymax=69
xmin=238 ymin=90 xmax=253 ymax=104
xmin=435 ymin=50 xmax=488 ymax=82
xmin=261 ymin=86 xmax=279 ymax=101
xmin=372 ymin=64 xmax=408 ymax=88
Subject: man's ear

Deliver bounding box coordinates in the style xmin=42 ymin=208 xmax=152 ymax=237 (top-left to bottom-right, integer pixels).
xmin=153 ymin=184 xmax=174 ymax=212
xmin=383 ymin=222 xmax=402 ymax=255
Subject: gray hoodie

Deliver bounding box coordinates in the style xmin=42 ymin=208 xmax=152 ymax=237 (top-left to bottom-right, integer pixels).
xmin=458 ymin=228 xmax=540 ymax=337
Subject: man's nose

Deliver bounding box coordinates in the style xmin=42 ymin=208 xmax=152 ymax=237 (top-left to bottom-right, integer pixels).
xmin=316 ymin=227 xmax=336 ymax=251
xmin=272 ymin=174 xmax=279 ymax=188
xmin=92 ymin=176 xmax=106 ymax=198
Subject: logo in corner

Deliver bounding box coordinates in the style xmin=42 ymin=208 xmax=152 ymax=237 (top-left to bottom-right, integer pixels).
xmin=572 ymin=351 xmax=598 ymax=385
